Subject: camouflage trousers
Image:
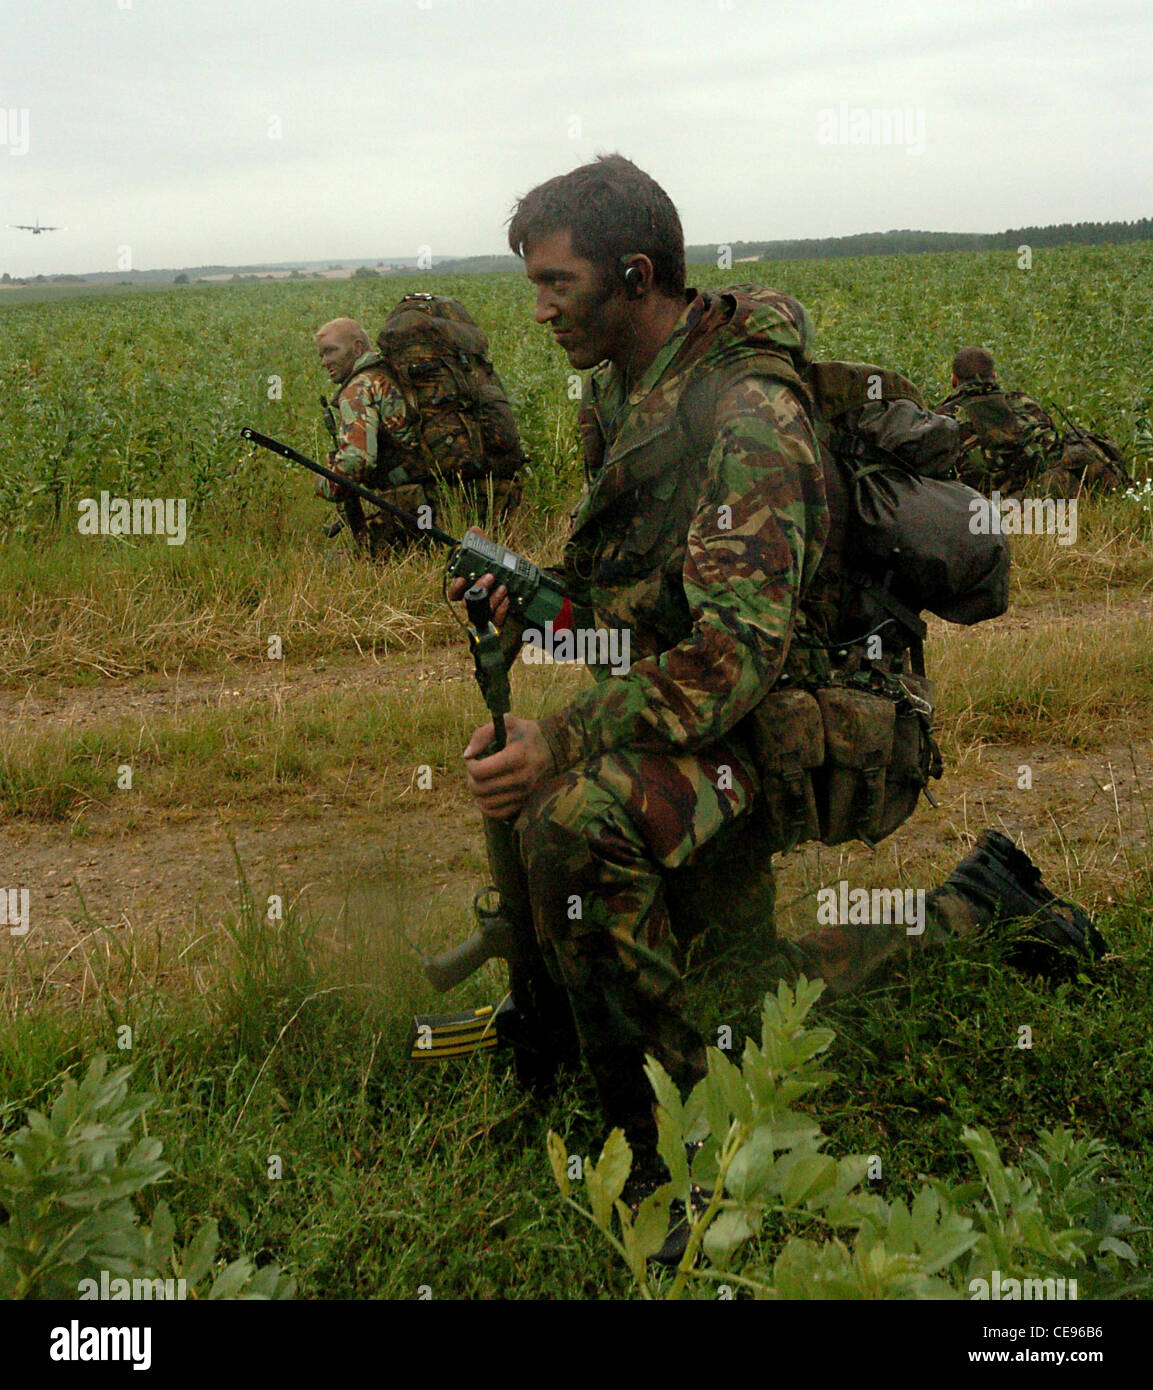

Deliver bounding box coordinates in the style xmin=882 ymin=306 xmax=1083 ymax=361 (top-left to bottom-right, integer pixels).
xmin=513 ymin=740 xmax=980 ymax=1148
xmin=361 ymin=476 xmax=521 ymax=555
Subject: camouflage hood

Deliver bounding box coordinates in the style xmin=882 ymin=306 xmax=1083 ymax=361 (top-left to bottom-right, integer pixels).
xmin=693 ymin=286 xmax=814 ymax=401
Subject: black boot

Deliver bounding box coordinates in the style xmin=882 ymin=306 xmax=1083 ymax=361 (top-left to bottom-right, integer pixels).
xmin=623 ymin=1141 xmax=712 ymax=1268
xmin=943 ymin=829 xmax=1109 ymax=973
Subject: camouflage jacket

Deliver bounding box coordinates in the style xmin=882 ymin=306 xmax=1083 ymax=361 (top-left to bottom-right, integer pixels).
xmin=318 ymin=350 xmax=422 ymax=499
xmin=537 ymin=288 xmax=828 ymax=773
xmin=934 ymin=378 xmax=1060 ymax=495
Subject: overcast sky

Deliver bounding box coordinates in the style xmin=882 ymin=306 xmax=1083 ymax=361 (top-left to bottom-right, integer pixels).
xmin=2 ymin=0 xmax=1150 ymax=277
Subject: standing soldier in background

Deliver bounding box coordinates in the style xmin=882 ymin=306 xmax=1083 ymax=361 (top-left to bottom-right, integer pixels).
xmin=315 ymin=304 xmax=524 ymax=555
xmin=935 ymin=346 xmax=1129 ymax=498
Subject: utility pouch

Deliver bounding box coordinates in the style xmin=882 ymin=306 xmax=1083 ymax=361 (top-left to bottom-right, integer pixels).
xmin=877 ymin=673 xmax=942 ymax=840
xmin=745 ymin=687 xmax=824 ymax=852
xmin=813 ymin=686 xmax=896 ymax=847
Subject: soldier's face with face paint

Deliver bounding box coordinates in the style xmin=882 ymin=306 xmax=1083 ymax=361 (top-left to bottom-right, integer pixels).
xmin=524 ymin=228 xmax=632 ymax=372
xmin=316 ymin=328 xmax=365 ymax=384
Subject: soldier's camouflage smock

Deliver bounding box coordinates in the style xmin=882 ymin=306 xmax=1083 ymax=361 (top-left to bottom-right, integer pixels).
xmin=321 ymin=350 xmax=436 ymax=551
xmin=935 ymin=378 xmax=1060 ymax=497
xmin=513 ymin=288 xmax=826 ymax=1142
xmin=325 ymin=350 xmax=420 ymax=488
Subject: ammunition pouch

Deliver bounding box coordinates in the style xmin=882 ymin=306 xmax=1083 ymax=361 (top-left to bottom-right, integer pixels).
xmin=745 ymin=687 xmax=823 ymax=852
xmin=747 ymin=671 xmax=942 ymax=853
xmin=814 ymin=684 xmax=894 ymax=847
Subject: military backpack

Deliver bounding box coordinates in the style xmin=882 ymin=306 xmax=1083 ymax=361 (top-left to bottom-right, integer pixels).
xmin=1046 ymin=420 xmax=1132 ymax=496
xmin=803 ymin=358 xmax=1010 ymax=666
xmin=747 ymin=355 xmax=1010 ymax=852
xmin=680 ymin=292 xmax=1010 ymax=853
xmin=371 ymin=293 xmax=527 ymax=490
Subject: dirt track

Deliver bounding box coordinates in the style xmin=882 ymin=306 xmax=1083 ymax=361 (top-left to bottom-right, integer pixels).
xmin=3 ymin=646 xmax=1149 ymax=963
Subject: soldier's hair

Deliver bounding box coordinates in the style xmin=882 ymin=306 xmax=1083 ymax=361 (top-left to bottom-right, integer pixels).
xmin=953 ymin=346 xmax=997 ymax=382
xmin=507 ymin=154 xmax=686 ymax=298
xmin=315 ymin=317 xmax=370 ymax=350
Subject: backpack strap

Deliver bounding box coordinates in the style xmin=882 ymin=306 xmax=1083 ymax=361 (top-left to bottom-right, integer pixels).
xmin=847 ymin=567 xmax=928 ymax=676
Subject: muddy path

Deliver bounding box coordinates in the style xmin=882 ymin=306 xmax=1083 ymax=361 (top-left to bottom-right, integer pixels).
xmin=3 ymin=632 xmax=1149 ymax=972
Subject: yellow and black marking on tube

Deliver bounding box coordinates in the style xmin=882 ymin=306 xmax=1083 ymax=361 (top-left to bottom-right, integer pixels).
xmin=409 ymin=1000 xmax=511 ymax=1061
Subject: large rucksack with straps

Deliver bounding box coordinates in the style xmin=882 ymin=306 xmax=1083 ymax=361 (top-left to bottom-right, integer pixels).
xmin=704 ymin=317 xmax=1011 ymax=853
xmin=372 ymin=293 xmax=527 ymax=488
xmin=677 ymin=300 xmax=1010 ymax=656
xmin=945 ymin=383 xmax=1132 ymax=497
xmin=805 ymin=359 xmax=1010 ymax=665
xmin=1045 ymin=421 xmax=1132 ymax=496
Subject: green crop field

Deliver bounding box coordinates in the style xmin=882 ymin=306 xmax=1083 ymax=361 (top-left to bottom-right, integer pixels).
xmin=1 ymin=243 xmax=1151 ymax=1301
xmin=0 ymin=242 xmax=1149 ymax=681
xmin=2 ymin=242 xmax=1150 ymax=544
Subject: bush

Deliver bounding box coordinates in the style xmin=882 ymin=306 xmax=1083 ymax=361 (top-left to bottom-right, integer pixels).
xmin=548 ymin=979 xmax=1148 ymax=1299
xmin=0 ymin=1054 xmax=295 ymax=1300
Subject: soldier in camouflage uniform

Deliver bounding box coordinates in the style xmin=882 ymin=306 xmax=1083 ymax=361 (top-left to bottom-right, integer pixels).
xmin=453 ymin=160 xmax=1104 ymax=1189
xmin=934 ymin=347 xmax=1127 ymax=498
xmin=934 ymin=347 xmax=1062 ymax=497
xmin=315 ymin=318 xmax=433 ymax=554
xmin=315 ymin=317 xmax=520 ymax=554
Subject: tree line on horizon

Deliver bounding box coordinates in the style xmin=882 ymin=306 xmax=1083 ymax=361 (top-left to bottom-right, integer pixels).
xmin=3 ymin=217 xmax=1149 ymax=288
xmin=686 ymin=217 xmax=1153 ymax=264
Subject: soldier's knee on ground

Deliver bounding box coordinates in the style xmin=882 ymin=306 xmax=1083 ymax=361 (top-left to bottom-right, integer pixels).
xmin=788 ymin=832 xmax=1106 ymax=999
xmin=514 ymin=762 xmax=714 ymax=1119
xmin=784 ymin=873 xmax=991 ymax=1002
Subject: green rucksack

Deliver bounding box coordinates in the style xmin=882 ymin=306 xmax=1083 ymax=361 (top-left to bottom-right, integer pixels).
xmin=805 ymin=358 xmax=1011 ymax=668
xmin=1049 ymin=416 xmax=1132 ymax=496
xmin=373 ymin=293 xmax=527 ymax=487
xmin=744 ymin=350 xmax=1011 ymax=853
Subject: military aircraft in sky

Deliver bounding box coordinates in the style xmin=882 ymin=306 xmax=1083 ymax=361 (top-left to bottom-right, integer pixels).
xmin=11 ymin=219 xmax=62 ymax=235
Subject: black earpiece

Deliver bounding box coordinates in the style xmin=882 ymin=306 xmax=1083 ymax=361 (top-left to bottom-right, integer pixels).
xmin=619 ymin=255 xmax=644 ymax=300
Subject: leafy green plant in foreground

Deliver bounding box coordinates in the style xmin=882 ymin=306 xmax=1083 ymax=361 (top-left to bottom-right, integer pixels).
xmin=0 ymin=1053 xmax=295 ymax=1300
xmin=548 ymin=978 xmax=1147 ymax=1300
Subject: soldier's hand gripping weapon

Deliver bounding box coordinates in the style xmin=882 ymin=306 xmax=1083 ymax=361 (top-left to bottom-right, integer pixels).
xmin=241 ymin=428 xmax=577 ymax=1080
xmin=409 ymin=585 xmax=579 ymax=1085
